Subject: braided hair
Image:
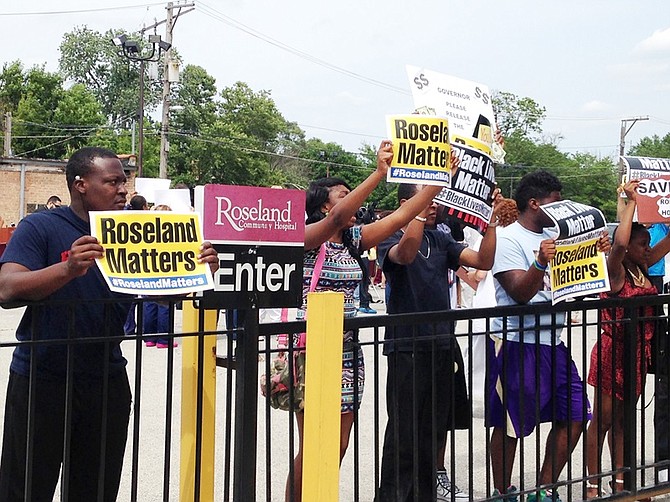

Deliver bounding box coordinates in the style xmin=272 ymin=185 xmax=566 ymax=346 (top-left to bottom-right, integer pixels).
xmin=305 ymin=177 xmax=364 ymax=270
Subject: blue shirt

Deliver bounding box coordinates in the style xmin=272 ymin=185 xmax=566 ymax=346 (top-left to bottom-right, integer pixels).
xmin=648 ymin=223 xmax=670 ymax=277
xmin=0 ymin=207 xmax=129 ymax=379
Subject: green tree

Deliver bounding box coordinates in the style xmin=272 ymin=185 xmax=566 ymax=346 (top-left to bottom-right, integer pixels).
xmin=629 ymin=133 xmax=670 ymax=159
xmin=0 ymin=61 xmax=24 ymax=115
xmin=492 ymin=91 xmax=546 ymax=139
xmin=12 ymin=66 xmax=66 ymax=158
xmin=168 ymin=79 xmax=306 ymax=187
xmin=59 ymin=26 xmax=163 ymax=124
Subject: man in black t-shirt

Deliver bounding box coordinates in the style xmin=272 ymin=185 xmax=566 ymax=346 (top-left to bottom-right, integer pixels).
xmin=376 ymin=183 xmax=500 ymax=501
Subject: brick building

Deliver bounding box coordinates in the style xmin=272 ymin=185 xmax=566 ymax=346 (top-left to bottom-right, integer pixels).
xmin=0 ymin=155 xmax=137 ymax=225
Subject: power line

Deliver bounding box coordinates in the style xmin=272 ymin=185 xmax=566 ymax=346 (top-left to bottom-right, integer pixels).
xmin=0 ymin=2 xmax=165 ymax=16
xmin=167 ymin=130 xmax=373 ymax=171
xmin=298 ymin=123 xmax=383 ymax=140
xmin=13 ymin=113 xmax=136 ymax=157
xmin=197 ymin=2 xmax=409 ymax=95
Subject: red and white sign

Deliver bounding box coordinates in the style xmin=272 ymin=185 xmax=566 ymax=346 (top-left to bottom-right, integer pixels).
xmin=195 ymin=185 xmax=306 ymax=309
xmin=198 ymin=184 xmax=305 ymax=244
xmin=623 ymin=156 xmax=670 ymax=223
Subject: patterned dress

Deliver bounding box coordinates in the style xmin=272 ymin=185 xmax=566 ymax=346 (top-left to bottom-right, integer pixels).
xmin=298 ymin=226 xmax=365 ymax=413
xmin=587 ymin=273 xmax=657 ymax=400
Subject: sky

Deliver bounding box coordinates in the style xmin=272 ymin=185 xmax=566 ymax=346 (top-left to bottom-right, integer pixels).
xmin=2 ymin=0 xmax=670 ymax=162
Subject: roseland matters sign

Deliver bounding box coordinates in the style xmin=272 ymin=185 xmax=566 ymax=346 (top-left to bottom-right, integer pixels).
xmin=195 ymin=184 xmax=306 ymax=309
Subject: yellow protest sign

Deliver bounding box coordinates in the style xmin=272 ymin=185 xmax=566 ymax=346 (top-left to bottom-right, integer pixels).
xmin=386 ymin=114 xmax=451 ymax=186
xmin=90 ymin=211 xmax=215 ymax=295
xmin=550 ymin=239 xmax=609 ymax=304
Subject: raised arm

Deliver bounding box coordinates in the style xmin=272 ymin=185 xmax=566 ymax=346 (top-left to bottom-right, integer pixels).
xmin=360 ymin=183 xmax=442 ymax=252
xmin=458 ymin=189 xmax=503 ymax=270
xmin=367 ymin=152 xmax=460 ymax=261
xmin=607 ymin=181 xmax=638 ymax=293
xmin=304 ymin=140 xmax=392 ymax=250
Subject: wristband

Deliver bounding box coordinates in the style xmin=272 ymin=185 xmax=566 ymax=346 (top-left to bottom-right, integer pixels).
xmin=414 ymin=215 xmax=427 ymax=222
xmin=533 ymin=259 xmax=548 ymax=271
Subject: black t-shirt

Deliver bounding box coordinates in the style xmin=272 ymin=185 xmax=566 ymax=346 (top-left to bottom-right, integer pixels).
xmin=378 ymin=227 xmax=464 ymax=353
xmin=0 ymin=207 xmax=129 ymax=379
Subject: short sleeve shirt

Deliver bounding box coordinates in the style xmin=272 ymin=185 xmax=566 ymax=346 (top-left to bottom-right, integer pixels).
xmin=0 ymin=207 xmax=129 ymax=379
xmin=491 ymin=221 xmax=564 ymax=345
xmin=378 ymin=227 xmax=464 ymax=353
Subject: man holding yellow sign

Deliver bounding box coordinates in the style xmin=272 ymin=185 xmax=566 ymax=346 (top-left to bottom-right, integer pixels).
xmin=0 ymin=147 xmax=218 ymax=501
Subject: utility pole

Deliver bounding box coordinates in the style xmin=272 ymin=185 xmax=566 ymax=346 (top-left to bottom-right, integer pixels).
xmin=3 ymin=112 xmax=11 ymax=157
xmin=159 ymin=3 xmax=175 ymax=180
xmin=616 ymin=115 xmax=649 ymax=220
xmin=138 ymin=60 xmax=146 ymax=177
xmin=158 ymin=2 xmax=195 ymax=179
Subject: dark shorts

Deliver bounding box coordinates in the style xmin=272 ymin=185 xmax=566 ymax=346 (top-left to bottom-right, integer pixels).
xmin=0 ymin=370 xmax=131 ymax=502
xmin=486 ymin=337 xmax=591 ymax=437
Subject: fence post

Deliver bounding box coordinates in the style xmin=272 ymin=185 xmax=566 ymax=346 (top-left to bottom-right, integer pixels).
xmin=623 ymin=304 xmax=638 ymax=493
xmin=302 ymin=291 xmax=345 ymax=501
xmin=233 ymin=309 xmax=260 ymax=501
xmin=180 ymin=300 xmax=218 ymax=501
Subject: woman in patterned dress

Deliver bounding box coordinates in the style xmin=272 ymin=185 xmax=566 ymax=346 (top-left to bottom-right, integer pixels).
xmin=285 ymin=140 xmax=445 ymax=501
xmin=586 ymin=180 xmax=670 ymax=498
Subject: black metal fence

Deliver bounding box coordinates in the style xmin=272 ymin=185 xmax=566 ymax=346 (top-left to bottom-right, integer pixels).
xmin=1 ymin=294 xmax=670 ymax=501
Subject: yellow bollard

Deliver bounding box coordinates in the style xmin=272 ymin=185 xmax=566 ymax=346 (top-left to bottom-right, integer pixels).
xmin=302 ymin=291 xmax=345 ymax=501
xmin=180 ymin=299 xmax=218 ymax=502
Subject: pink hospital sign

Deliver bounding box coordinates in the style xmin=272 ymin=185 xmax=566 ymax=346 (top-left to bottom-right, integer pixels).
xmin=194 ymin=184 xmax=306 ymax=308
xmin=198 ymin=184 xmax=305 ymax=244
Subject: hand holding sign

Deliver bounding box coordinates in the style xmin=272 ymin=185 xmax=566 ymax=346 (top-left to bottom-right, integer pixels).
xmin=622 ymin=179 xmax=640 ymax=202
xmin=67 ymin=235 xmax=104 ymax=278
xmin=537 ymin=239 xmax=557 ymax=268
xmin=596 ymin=231 xmax=611 ymax=255
xmin=377 ymin=140 xmax=394 ymax=177
xmin=488 ymin=188 xmax=503 ymax=225
xmin=198 ymin=241 xmax=219 ymax=275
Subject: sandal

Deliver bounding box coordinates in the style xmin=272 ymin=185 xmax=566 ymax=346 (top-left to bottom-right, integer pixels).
xmin=586 ymin=482 xmax=604 ymax=499
xmin=609 ymin=479 xmax=624 ymax=494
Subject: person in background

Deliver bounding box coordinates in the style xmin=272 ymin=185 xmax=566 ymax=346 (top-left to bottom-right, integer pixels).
xmin=142 ymin=204 xmax=177 ymax=348
xmin=45 ymin=195 xmax=62 ymax=209
xmin=357 ymin=205 xmax=378 ymax=314
xmin=647 ymin=223 xmax=670 ymax=293
xmin=123 ymin=194 xmax=150 ymax=336
xmin=128 ymin=194 xmax=149 ymax=211
xmin=646 ymin=222 xmax=670 ymax=475
xmin=463 ymin=198 xmax=519 ymax=407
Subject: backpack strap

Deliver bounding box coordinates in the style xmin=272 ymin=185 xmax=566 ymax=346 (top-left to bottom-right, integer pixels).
xmin=309 ymin=243 xmax=327 ymax=293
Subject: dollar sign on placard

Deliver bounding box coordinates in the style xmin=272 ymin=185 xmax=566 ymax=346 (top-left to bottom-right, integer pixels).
xmin=413 ymin=73 xmax=429 ymax=90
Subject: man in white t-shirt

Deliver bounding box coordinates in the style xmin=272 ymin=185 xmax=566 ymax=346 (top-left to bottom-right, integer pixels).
xmin=488 ymin=170 xmax=609 ymax=502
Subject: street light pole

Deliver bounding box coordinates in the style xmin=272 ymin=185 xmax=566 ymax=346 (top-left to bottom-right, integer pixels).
xmin=112 ymin=33 xmax=171 ymax=179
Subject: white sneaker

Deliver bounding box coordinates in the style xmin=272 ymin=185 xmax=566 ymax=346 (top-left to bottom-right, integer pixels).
xmin=436 ymin=470 xmax=469 ymax=501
